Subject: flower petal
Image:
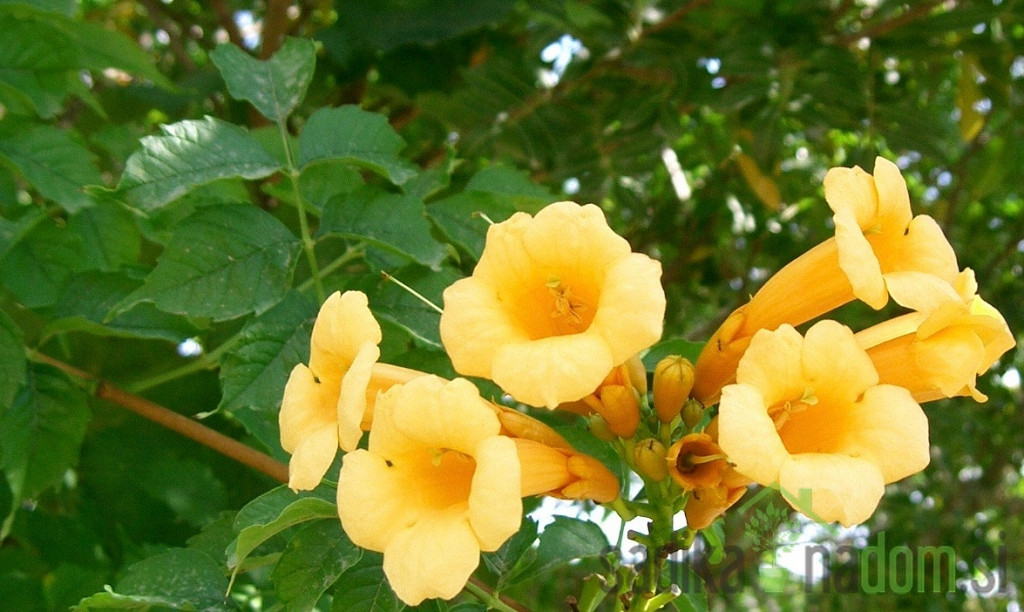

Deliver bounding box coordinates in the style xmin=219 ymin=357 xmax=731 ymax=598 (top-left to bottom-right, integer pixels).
xmin=382 ymin=510 xmax=481 ymax=605
xmin=824 ymin=164 xmax=879 ymax=229
xmin=469 ymin=436 xmax=522 ymax=551
xmin=778 ymin=454 xmax=885 ymax=526
xmin=590 ymin=253 xmax=666 ymax=365
xmin=279 ymin=364 xmax=337 ymax=452
xmin=833 ymin=208 xmax=888 ymax=309
xmin=717 ymin=383 xmax=788 ymax=485
xmin=439 ymin=276 xmax=526 ymax=379
xmin=381 ymin=377 xmax=501 ymax=456
xmin=337 ymin=449 xmax=418 ymax=552
xmin=492 ymin=333 xmax=614 ymax=408
xmin=871 ymin=157 xmax=912 ymax=230
xmin=801 ymin=320 xmax=878 ymax=406
xmin=873 ymin=215 xmax=959 ymax=288
xmin=309 ymin=291 xmax=382 ymax=378
xmin=336 ymin=342 xmax=380 ymax=451
xmin=831 ymin=385 xmax=930 ymax=483
xmin=287 ymin=422 xmax=338 ymax=491
xmin=736 ymin=325 xmax=806 ymax=406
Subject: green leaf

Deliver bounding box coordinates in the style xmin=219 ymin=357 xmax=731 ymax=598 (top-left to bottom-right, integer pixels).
xmin=483 ymin=517 xmax=537 ymax=581
xmin=358 ymin=263 xmax=460 ymax=348
xmin=89 ymin=548 xmax=230 ymax=611
xmin=74 ymin=588 xmax=187 ymax=611
xmin=71 ymin=204 xmax=142 ymax=268
xmin=218 ymin=291 xmax=316 ymax=449
xmin=320 ymin=188 xmax=447 ymax=269
xmin=120 ymin=204 xmax=301 ymax=321
xmin=0 ymin=0 xmax=76 ymax=15
xmin=642 ymin=338 xmax=705 ymax=370
xmin=138 ymin=458 xmax=228 ymax=528
xmin=186 ymin=511 xmax=239 ymax=562
xmin=0 ymin=363 xmax=90 ymax=534
xmin=505 ymin=516 xmax=609 ymax=586
xmin=0 ymin=119 xmax=103 ymax=212
xmin=49 ymin=270 xmax=203 ymax=342
xmin=271 ymin=519 xmax=362 ymax=612
xmin=210 ymin=38 xmax=316 ymax=123
xmin=64 ymin=20 xmax=173 ymax=89
xmin=0 ymin=213 xmax=106 ymax=308
xmin=0 ymin=207 xmax=46 ymax=260
xmin=427 ymin=165 xmax=554 ymax=259
xmin=330 ymin=552 xmax=404 ymax=612
xmin=0 ymin=12 xmax=77 ymax=117
xmin=298 ymin=105 xmax=418 ymax=185
xmin=112 ymin=117 xmax=282 ymax=211
xmin=0 ymin=310 xmax=25 ymax=415
xmin=229 ymin=489 xmax=338 ymax=572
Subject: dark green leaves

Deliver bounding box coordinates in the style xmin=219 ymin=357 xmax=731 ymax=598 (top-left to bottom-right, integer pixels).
xmin=120 ymin=204 xmax=301 ymax=321
xmin=218 ymin=291 xmax=317 ymax=449
xmin=75 ymin=548 xmax=230 ymax=611
xmin=0 ymin=364 xmax=90 ymax=535
xmin=113 ymin=117 xmax=282 ymax=211
xmin=298 ymin=105 xmax=418 ymax=184
xmin=210 ymin=38 xmax=317 ymax=123
xmin=272 ymin=520 xmax=361 ymax=611
xmin=330 ymin=553 xmax=405 ymax=612
xmin=228 ymin=486 xmax=337 ymax=575
xmin=504 ymin=516 xmax=609 ymax=586
xmin=321 ymin=189 xmax=448 ymax=270
xmin=0 ymin=310 xmax=25 ymax=414
xmin=0 ymin=119 xmax=102 ymax=212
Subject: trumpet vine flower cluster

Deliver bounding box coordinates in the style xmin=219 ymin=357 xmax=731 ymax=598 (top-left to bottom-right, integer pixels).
xmin=279 ymin=163 xmax=1014 ymax=607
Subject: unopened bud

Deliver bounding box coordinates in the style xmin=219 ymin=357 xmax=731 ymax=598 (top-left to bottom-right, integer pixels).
xmin=623 ymin=354 xmax=648 ymax=396
xmin=633 ymin=438 xmax=668 ymax=481
xmin=597 ymin=385 xmax=640 ymax=438
xmin=653 ymin=356 xmax=695 ymax=423
xmin=681 ymin=398 xmax=705 ymax=430
xmin=588 ymin=414 xmax=618 ymax=442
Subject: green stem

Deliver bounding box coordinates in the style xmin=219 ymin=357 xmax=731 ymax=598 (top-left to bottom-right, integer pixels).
xmin=124 ymin=337 xmax=238 ymax=393
xmin=297 ymin=246 xmax=365 ymax=294
xmin=463 ymin=578 xmax=522 ymax=612
xmin=278 ymin=118 xmax=325 ymax=304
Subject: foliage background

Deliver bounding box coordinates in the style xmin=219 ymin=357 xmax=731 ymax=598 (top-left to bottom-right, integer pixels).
xmin=0 ymin=0 xmax=1022 ymax=610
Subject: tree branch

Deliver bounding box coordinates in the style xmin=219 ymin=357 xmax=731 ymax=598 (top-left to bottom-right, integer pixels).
xmin=260 ymin=0 xmax=294 ymax=59
xmin=30 ymin=351 xmax=289 ymax=483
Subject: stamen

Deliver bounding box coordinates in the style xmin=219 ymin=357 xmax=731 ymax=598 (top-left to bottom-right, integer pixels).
xmin=678 ymin=451 xmax=727 ymax=473
xmin=547 ymin=278 xmax=586 ymax=326
xmin=768 ymin=388 xmax=817 ymax=430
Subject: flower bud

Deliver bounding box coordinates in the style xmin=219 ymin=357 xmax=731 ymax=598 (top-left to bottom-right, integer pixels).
xmin=623 ymin=353 xmax=648 ymax=396
xmin=588 ymin=414 xmax=618 ymax=442
xmin=633 ymin=438 xmax=668 ymax=482
xmin=653 ymin=356 xmax=695 ymax=423
xmin=595 ymin=385 xmax=640 ymax=438
xmin=681 ymin=398 xmax=705 ymax=430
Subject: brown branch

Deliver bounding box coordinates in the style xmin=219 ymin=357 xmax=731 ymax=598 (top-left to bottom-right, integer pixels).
xmin=31 ymin=352 xmax=289 ymax=483
xmin=260 ymin=0 xmax=294 ymax=60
